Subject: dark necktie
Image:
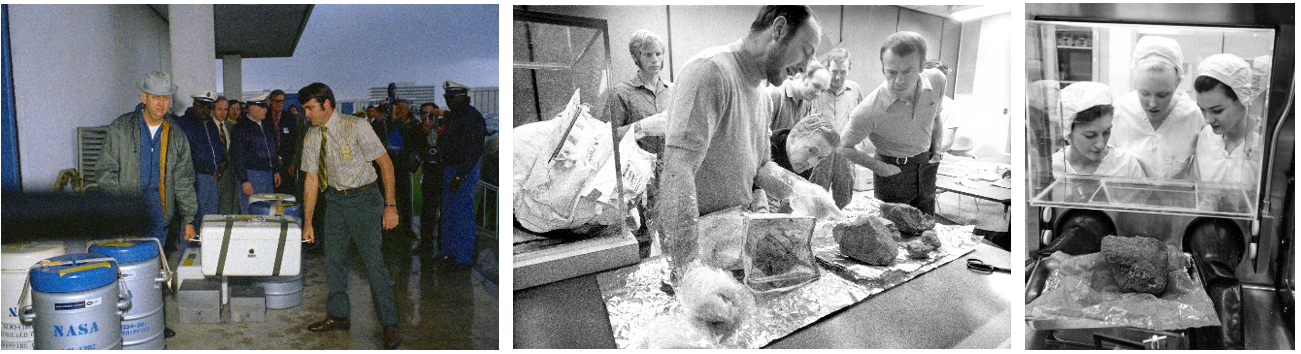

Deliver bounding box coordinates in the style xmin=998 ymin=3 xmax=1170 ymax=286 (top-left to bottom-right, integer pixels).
xmin=318 ymin=126 xmax=329 ymax=192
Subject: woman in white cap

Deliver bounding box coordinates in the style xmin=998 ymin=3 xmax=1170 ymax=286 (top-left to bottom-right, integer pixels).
xmin=1182 ymin=53 xmax=1259 ymax=350
xmin=1192 ymin=53 xmax=1260 ymax=185
xmin=1111 ymin=36 xmax=1204 ymax=180
xmin=1051 ymin=82 xmax=1144 ymax=178
xmin=1247 ymin=55 xmax=1271 ymax=123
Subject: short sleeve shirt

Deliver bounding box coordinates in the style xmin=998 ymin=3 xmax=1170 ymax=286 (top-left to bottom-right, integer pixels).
xmin=767 ymin=80 xmax=811 ymax=132
xmin=664 ymin=41 xmax=771 ymax=215
xmin=841 ymin=68 xmax=947 ymax=158
xmin=604 ymin=76 xmax=671 ymax=128
xmin=300 ymin=111 xmax=386 ymax=189
xmin=940 ymin=95 xmax=961 ymax=131
xmin=810 ymin=80 xmax=864 ymax=133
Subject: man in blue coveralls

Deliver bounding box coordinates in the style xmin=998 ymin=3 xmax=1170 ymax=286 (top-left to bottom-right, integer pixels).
xmin=435 ymin=80 xmax=486 ymax=268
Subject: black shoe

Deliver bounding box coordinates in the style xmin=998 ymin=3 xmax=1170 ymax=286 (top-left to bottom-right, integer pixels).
xmin=164 ymin=327 xmax=176 ymax=338
xmin=308 ymin=316 xmax=351 ymax=332
xmin=383 ymin=325 xmax=400 ymax=349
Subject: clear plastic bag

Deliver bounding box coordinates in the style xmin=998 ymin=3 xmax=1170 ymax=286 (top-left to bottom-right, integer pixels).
xmin=741 ymin=214 xmax=819 ymax=292
xmin=1026 ymin=251 xmax=1221 ymax=331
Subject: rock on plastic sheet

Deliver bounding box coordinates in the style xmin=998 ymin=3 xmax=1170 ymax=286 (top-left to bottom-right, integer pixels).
xmin=1026 ymin=251 xmax=1221 ymax=331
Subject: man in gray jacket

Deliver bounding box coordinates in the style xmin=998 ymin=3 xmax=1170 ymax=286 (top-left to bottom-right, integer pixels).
xmin=96 ymin=71 xmax=198 ymax=247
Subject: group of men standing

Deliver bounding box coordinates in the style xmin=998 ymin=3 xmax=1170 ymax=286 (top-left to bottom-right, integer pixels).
xmin=656 ymin=5 xmax=958 ymax=281
xmin=94 ymin=72 xmax=488 ymax=349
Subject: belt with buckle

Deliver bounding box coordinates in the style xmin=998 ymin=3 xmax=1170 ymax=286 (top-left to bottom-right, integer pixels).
xmin=879 ymin=152 xmax=930 ymax=165
xmin=329 ymin=181 xmax=377 ymax=196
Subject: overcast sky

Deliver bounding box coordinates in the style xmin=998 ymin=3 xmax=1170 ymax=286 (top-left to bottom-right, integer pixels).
xmin=216 ymin=4 xmax=499 ymax=106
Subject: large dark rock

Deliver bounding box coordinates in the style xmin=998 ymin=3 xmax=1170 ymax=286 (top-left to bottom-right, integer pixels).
xmin=833 ymin=216 xmax=899 ymax=265
xmin=879 ymin=202 xmax=936 ymax=236
xmin=1101 ymin=235 xmax=1169 ymax=295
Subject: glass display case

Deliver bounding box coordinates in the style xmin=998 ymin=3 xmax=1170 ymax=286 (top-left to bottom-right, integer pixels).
xmin=1026 ymin=20 xmax=1276 ymax=221
xmin=512 ymin=9 xmax=636 ymax=290
xmin=513 ymin=9 xmax=614 ymax=125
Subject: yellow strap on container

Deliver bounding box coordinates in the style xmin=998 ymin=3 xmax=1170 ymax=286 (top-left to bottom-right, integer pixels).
xmin=158 ymin=120 xmax=170 ymax=216
xmin=59 ymin=262 xmax=110 ymax=277
xmin=100 ymin=241 xmax=135 ymax=247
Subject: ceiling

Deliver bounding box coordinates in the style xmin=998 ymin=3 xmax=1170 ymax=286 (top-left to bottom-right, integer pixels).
xmin=899 ymin=5 xmax=983 ymax=20
xmin=149 ymin=4 xmax=314 ymax=59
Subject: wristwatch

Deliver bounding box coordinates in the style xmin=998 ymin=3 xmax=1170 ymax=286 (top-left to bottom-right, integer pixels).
xmin=385 ymin=203 xmax=397 ymax=207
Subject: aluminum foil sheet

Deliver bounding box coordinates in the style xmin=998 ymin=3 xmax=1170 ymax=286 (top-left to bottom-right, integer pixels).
xmin=813 ymin=223 xmax=981 ymax=286
xmin=597 ymin=255 xmax=874 ymax=348
xmin=1026 ymin=251 xmax=1221 ymax=331
xmin=596 ymin=198 xmax=983 ymax=349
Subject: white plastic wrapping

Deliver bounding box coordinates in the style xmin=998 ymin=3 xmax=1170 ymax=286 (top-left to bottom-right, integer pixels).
xmin=513 ymin=89 xmax=657 ymax=233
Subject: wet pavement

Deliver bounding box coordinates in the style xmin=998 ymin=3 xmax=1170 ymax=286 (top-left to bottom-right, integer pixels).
xmin=160 ymin=227 xmax=498 ymax=350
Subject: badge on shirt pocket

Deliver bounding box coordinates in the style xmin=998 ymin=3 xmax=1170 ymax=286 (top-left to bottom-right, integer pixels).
xmin=341 ymin=145 xmax=353 ymax=161
xmin=283 ymin=127 xmax=289 ymax=134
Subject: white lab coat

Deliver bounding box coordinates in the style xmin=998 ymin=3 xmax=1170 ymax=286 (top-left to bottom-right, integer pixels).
xmin=1193 ymin=126 xmax=1260 ymax=185
xmin=1051 ymin=147 xmax=1146 ymax=178
xmin=1111 ymin=91 xmax=1205 ymax=180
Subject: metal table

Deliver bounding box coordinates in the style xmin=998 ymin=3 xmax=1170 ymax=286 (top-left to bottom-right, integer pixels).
xmin=936 ymin=159 xmax=1012 ymax=249
xmin=514 ymin=243 xmax=1013 ymax=348
xmin=936 ymin=159 xmax=1011 ymax=206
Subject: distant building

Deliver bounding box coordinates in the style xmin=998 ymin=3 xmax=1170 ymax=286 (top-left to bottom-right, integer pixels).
xmin=468 ymin=87 xmax=499 ymax=116
xmin=367 ymin=83 xmax=439 ymax=107
xmin=363 ymin=83 xmax=498 ymax=117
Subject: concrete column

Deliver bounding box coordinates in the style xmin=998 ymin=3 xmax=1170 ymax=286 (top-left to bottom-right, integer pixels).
xmin=223 ymin=54 xmax=243 ymax=101
xmin=168 ymin=4 xmax=216 ymax=116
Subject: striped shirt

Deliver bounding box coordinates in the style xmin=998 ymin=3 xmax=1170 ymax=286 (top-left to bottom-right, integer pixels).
xmin=300 ymin=111 xmax=386 ymax=189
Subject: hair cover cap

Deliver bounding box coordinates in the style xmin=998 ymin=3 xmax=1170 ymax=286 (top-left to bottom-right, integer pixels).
xmin=1197 ymin=53 xmax=1253 ymax=102
xmin=1132 ymin=36 xmax=1184 ymax=75
xmin=1059 ymin=81 xmax=1112 ymax=138
xmin=1249 ymin=55 xmax=1272 ymax=100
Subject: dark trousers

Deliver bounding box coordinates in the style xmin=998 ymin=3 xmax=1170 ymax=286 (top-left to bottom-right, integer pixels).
xmin=217 ymin=164 xmax=242 ymax=214
xmin=322 ymin=186 xmax=398 ymax=327
xmin=419 ymin=163 xmax=444 ymax=250
xmin=873 ymin=152 xmax=938 ymax=214
xmin=274 ymin=167 xmax=297 ymax=197
xmin=393 ymin=167 xmax=413 ymax=236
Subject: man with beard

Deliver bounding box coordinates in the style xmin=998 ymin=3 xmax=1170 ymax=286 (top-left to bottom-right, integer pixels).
xmin=657 ymin=5 xmax=838 ymax=283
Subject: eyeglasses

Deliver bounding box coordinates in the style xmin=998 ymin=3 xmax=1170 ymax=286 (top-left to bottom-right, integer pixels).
xmin=269 ymin=98 xmax=285 ymax=104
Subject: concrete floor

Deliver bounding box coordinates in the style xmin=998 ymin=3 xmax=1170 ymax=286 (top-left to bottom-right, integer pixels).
xmin=159 ymin=228 xmax=498 ymax=350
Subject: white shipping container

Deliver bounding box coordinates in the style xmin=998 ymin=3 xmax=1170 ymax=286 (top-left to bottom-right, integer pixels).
xmin=199 ymin=215 xmax=301 ymax=277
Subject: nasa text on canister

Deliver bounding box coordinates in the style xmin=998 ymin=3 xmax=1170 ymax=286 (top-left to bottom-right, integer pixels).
xmin=2 ymin=242 xmax=67 ymax=350
xmin=88 ymin=240 xmax=170 ymax=350
xmin=20 ymin=253 xmax=131 ymax=350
